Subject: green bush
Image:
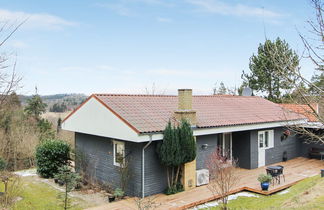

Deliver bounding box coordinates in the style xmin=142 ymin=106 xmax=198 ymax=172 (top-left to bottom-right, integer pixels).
xmin=0 ymin=157 xmax=6 ymax=171
xmin=113 ymin=188 xmax=124 ymax=198
xmin=257 ymin=174 xmax=272 ymax=183
xmin=36 ymin=139 xmax=71 ymax=178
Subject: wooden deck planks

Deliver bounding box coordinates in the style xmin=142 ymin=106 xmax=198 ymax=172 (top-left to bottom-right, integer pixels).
xmin=88 ymin=157 xmax=324 ymax=210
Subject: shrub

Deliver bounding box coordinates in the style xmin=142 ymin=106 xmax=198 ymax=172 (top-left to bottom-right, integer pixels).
xmin=113 ymin=188 xmax=125 ymax=198
xmin=0 ymin=157 xmax=6 ymax=171
xmin=36 ymin=139 xmax=71 ymax=178
xmin=257 ymin=174 xmax=272 ymax=183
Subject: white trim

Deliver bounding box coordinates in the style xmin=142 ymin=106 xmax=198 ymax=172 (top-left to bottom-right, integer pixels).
xmin=113 ymin=140 xmax=125 ymax=167
xmin=258 ymin=130 xmax=274 ymax=149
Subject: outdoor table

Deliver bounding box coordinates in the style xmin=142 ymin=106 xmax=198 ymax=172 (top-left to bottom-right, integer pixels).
xmin=266 ymin=166 xmax=283 ymax=185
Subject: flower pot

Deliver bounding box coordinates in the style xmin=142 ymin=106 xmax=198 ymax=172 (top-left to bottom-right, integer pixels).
xmin=261 ymin=182 xmax=270 ymax=191
xmin=108 ymin=195 xmax=115 ymax=202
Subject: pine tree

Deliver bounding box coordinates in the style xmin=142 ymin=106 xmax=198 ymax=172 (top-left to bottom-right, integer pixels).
xmin=24 ymin=94 xmax=47 ymax=120
xmin=242 ymin=38 xmax=299 ymax=102
xmin=156 ymin=120 xmax=197 ymax=194
xmin=179 ymin=119 xmax=196 ymax=163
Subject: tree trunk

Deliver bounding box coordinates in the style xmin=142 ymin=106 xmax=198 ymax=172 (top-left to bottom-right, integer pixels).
xmin=174 ymin=165 xmax=181 ymax=187
xmin=64 ymin=180 xmax=68 ymax=210
xmin=166 ymin=167 xmax=170 ymax=188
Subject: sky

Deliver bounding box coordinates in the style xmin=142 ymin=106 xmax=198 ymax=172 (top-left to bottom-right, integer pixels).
xmin=0 ymin=0 xmax=318 ymax=95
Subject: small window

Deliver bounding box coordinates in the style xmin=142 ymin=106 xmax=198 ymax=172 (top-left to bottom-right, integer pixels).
xmin=265 ymin=131 xmax=269 ymax=148
xmin=113 ymin=140 xmax=125 ymax=167
xmin=258 ymin=130 xmax=274 ymax=149
xmin=259 ymin=133 xmax=264 ymax=148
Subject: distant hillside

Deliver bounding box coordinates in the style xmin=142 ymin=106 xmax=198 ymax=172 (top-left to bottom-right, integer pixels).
xmin=20 ymin=93 xmax=88 ymax=112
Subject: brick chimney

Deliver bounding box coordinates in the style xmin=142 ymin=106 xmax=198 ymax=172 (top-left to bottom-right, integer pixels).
xmin=174 ymin=89 xmax=197 ymax=126
xmin=174 ymin=89 xmax=197 ymax=191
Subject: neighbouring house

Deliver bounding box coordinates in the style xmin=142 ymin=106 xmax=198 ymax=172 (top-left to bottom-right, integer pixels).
xmin=279 ymin=103 xmax=324 ymax=158
xmin=62 ymin=89 xmax=321 ymax=197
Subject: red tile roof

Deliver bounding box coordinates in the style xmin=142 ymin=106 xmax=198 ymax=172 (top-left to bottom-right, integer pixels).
xmin=279 ymin=104 xmax=318 ymax=122
xmin=91 ymin=94 xmax=305 ymax=133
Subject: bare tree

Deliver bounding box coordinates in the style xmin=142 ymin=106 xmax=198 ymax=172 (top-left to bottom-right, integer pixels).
xmin=262 ymin=0 xmax=324 ymax=144
xmin=0 ymin=21 xmax=25 ymax=108
xmin=134 ymin=195 xmax=160 ymax=210
xmin=205 ymin=148 xmax=239 ymax=210
xmin=144 ymin=82 xmax=166 ymax=95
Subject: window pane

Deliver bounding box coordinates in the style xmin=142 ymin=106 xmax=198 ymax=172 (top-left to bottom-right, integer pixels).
xmin=259 ymin=133 xmax=264 ymax=148
xmin=217 ymin=134 xmax=223 ymax=151
xmin=114 ymin=142 xmax=124 ymax=165
xmin=265 ymin=131 xmax=269 ymax=147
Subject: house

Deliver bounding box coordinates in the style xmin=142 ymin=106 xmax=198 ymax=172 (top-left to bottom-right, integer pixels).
xmin=279 ymin=103 xmax=324 ymax=158
xmin=62 ymin=89 xmax=314 ymax=197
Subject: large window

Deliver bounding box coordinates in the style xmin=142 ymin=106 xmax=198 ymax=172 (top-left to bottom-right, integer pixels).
xmin=258 ymin=130 xmax=274 ymax=149
xmin=113 ymin=140 xmax=125 ymax=167
xmin=217 ymin=133 xmax=232 ymax=159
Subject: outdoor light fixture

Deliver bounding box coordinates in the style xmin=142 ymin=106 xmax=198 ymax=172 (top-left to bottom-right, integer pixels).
xmin=201 ymin=144 xmax=208 ymax=150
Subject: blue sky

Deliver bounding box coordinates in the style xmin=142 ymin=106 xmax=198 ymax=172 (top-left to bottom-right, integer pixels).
xmin=0 ymin=0 xmax=317 ymax=95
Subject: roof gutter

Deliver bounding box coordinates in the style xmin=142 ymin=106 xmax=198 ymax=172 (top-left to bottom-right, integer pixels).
xmin=142 ymin=135 xmax=152 ymax=198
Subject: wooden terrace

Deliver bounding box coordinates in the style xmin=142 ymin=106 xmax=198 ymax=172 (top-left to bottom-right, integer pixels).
xmin=88 ymin=157 xmax=324 ymax=210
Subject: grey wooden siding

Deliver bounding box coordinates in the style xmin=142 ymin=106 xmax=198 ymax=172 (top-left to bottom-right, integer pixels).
xmin=300 ymin=142 xmax=324 ymax=157
xmin=265 ymin=127 xmax=301 ymax=165
xmin=248 ymin=127 xmax=302 ymax=168
xmin=144 ymin=142 xmax=168 ymax=196
xmin=75 ymin=133 xmax=142 ymax=196
xmin=232 ymin=131 xmax=251 ymax=169
xmin=196 ymin=134 xmax=218 ymax=170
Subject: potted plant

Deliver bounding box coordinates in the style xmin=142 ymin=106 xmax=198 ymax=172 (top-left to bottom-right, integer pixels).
xmin=257 ymin=174 xmax=272 ymax=191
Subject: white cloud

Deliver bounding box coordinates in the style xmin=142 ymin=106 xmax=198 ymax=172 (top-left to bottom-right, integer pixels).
xmin=157 ymin=17 xmax=172 ymax=22
xmin=186 ymin=0 xmax=282 ymax=18
xmin=0 ymin=9 xmax=77 ymax=30
xmin=96 ymin=3 xmax=134 ymax=16
xmin=95 ymin=0 xmax=174 ymax=16
xmin=10 ymin=40 xmax=28 ymax=48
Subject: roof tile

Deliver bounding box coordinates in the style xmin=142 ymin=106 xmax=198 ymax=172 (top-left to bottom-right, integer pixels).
xmin=94 ymin=94 xmax=305 ymax=133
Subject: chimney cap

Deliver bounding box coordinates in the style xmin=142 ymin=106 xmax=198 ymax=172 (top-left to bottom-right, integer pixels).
xmin=178 ymin=88 xmax=192 ymax=91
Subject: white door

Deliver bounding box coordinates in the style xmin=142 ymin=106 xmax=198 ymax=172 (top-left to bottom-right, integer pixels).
xmin=258 ymin=132 xmax=266 ymax=167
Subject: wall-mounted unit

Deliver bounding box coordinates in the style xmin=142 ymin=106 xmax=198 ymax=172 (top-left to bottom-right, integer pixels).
xmin=196 ymin=169 xmax=209 ymax=186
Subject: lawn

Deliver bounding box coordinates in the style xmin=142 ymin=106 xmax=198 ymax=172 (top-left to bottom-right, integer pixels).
xmin=207 ymin=175 xmax=324 ymax=210
xmin=0 ymin=175 xmax=89 ymax=210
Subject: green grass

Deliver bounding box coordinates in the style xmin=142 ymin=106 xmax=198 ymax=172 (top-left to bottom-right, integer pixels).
xmin=0 ymin=176 xmax=86 ymax=210
xmin=207 ymin=175 xmax=324 ymax=210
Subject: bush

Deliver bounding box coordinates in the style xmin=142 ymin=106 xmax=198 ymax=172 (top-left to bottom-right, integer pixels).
xmin=113 ymin=188 xmax=124 ymax=198
xmin=0 ymin=157 xmax=6 ymax=171
xmin=36 ymin=139 xmax=71 ymax=178
xmin=257 ymin=174 xmax=272 ymax=183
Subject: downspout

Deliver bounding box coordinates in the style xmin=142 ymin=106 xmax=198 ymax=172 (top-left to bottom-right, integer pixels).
xmin=142 ymin=135 xmax=152 ymax=198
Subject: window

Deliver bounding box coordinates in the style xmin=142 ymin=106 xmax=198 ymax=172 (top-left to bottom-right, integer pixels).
xmin=264 ymin=131 xmax=269 ymax=148
xmin=217 ymin=133 xmax=232 ymax=159
xmin=113 ymin=140 xmax=125 ymax=167
xmin=258 ymin=130 xmax=274 ymax=149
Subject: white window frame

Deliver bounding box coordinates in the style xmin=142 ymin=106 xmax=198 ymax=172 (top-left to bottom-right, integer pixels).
xmin=113 ymin=140 xmax=125 ymax=167
xmin=217 ymin=133 xmax=232 ymax=159
xmin=258 ymin=130 xmax=274 ymax=149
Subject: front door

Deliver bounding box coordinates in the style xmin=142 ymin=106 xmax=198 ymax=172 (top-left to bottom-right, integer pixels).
xmin=258 ymin=132 xmax=266 ymax=167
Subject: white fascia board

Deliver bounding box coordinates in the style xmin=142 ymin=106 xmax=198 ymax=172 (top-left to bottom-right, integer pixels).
xmin=62 ymin=97 xmax=142 ymax=142
xmin=193 ymin=119 xmax=307 ymax=136
xmin=300 ymin=122 xmax=324 ymax=129
xmin=137 ymin=119 xmax=308 ymax=142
